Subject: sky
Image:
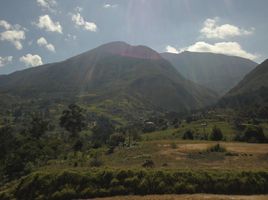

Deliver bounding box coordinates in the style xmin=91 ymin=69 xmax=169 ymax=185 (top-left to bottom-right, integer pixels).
xmin=0 ymin=0 xmax=268 ymax=74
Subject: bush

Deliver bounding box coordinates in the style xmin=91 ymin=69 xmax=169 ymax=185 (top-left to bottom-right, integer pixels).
xmin=109 ymin=133 xmax=125 ymax=147
xmin=90 ymin=153 xmax=103 ymax=167
xmin=243 ymin=126 xmax=266 ymax=143
xmin=207 ymin=143 xmax=226 ymax=153
xmin=142 ymin=160 xmax=155 ymax=168
xmin=4 ymin=169 xmax=268 ymax=199
xmin=51 ymin=187 xmax=77 ymax=200
xmin=182 ymin=130 xmax=194 ymax=140
xmin=210 ymin=126 xmax=223 ymax=141
xmin=170 ymin=142 xmax=177 ymax=149
xmin=234 ymin=126 xmax=267 ymax=143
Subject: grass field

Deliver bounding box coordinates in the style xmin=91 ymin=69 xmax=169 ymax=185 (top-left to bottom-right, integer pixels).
xmin=2 ymin=117 xmax=268 ymax=200
xmin=42 ymin=139 xmax=268 ymax=171
xmin=100 ymin=140 xmax=268 ymax=170
xmin=92 ymin=194 xmax=268 ymax=200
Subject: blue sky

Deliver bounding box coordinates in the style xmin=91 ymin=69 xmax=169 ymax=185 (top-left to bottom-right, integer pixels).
xmin=0 ymin=0 xmax=267 ymax=74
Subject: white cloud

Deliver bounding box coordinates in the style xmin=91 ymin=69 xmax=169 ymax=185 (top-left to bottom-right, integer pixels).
xmin=165 ymin=45 xmax=179 ymax=54
xmin=180 ymin=41 xmax=258 ymax=60
xmin=200 ymin=17 xmax=254 ymax=39
xmin=37 ymin=37 xmax=55 ymax=52
xmin=20 ymin=54 xmax=43 ymax=67
xmin=0 ymin=20 xmax=12 ymax=30
xmin=0 ymin=56 xmax=13 ymax=67
xmin=36 ymin=15 xmax=62 ymax=34
xmin=0 ymin=30 xmax=25 ymax=50
xmin=0 ymin=20 xmax=26 ymax=50
xmin=71 ymin=13 xmax=97 ymax=32
xmin=75 ymin=7 xmax=83 ymax=12
xmin=36 ymin=0 xmax=57 ymax=12
xmin=103 ymin=4 xmax=118 ymax=8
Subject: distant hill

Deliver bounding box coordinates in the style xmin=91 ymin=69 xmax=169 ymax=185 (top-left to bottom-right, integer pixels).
xmin=161 ymin=52 xmax=257 ymax=95
xmin=219 ymin=59 xmax=268 ymax=115
xmin=0 ymin=42 xmax=218 ymax=120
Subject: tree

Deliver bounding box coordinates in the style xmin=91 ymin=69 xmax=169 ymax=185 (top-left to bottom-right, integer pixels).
xmin=182 ymin=129 xmax=194 ymax=140
xmin=210 ymin=126 xmax=223 ymax=141
xmin=91 ymin=116 xmax=114 ymax=146
xmin=243 ymin=126 xmax=266 ymax=143
xmin=125 ymin=122 xmax=142 ymax=146
xmin=0 ymin=125 xmax=16 ymax=159
xmin=109 ymin=133 xmax=125 ymax=147
xmin=28 ymin=113 xmax=49 ymax=139
xmin=60 ymin=104 xmax=86 ymax=138
xmin=73 ymin=140 xmax=83 ymax=152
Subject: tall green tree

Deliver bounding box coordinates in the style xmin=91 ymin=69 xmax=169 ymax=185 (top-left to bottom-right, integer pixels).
xmin=28 ymin=113 xmax=49 ymax=139
xmin=91 ymin=116 xmax=114 ymax=146
xmin=210 ymin=126 xmax=223 ymax=141
xmin=60 ymin=104 xmax=86 ymax=138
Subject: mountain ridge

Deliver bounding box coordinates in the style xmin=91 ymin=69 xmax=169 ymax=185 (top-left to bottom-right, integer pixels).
xmin=0 ymin=42 xmax=218 ymax=119
xmin=161 ymin=51 xmax=257 ymax=95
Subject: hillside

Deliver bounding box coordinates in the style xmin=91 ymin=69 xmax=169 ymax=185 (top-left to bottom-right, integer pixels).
xmin=219 ymin=59 xmax=268 ymax=114
xmin=227 ymin=59 xmax=268 ymax=95
xmin=0 ymin=42 xmax=218 ymax=120
xmin=161 ymin=52 xmax=257 ymax=95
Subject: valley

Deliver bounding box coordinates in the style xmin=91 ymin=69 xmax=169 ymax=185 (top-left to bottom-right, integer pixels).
xmin=0 ymin=42 xmax=268 ymax=200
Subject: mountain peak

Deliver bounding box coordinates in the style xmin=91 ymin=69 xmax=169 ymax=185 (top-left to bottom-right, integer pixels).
xmin=94 ymin=41 xmax=162 ymax=60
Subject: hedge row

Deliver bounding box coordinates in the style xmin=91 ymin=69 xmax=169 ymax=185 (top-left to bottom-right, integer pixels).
xmin=1 ymin=169 xmax=268 ymax=200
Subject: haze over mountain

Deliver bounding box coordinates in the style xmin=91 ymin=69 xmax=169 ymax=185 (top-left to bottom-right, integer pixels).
xmin=0 ymin=42 xmax=218 ymax=117
xmin=161 ymin=52 xmax=257 ymax=95
xmin=219 ymin=59 xmax=268 ymax=110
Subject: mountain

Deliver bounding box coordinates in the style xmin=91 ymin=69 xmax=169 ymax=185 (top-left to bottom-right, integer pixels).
xmin=0 ymin=42 xmax=218 ymax=120
xmin=219 ymin=59 xmax=268 ymax=112
xmin=227 ymin=59 xmax=268 ymax=95
xmin=161 ymin=51 xmax=257 ymax=95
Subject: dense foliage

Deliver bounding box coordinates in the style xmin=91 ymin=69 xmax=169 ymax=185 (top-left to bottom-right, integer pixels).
xmin=1 ymin=169 xmax=267 ymax=200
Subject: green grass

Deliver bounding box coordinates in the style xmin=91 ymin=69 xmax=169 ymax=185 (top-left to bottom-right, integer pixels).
xmin=143 ymin=119 xmax=238 ymax=141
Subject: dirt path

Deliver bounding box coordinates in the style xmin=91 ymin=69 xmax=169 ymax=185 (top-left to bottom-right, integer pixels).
xmin=92 ymin=194 xmax=268 ymax=200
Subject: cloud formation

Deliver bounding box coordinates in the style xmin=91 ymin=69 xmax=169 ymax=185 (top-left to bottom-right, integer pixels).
xmin=165 ymin=45 xmax=179 ymax=54
xmin=103 ymin=4 xmax=118 ymax=8
xmin=36 ymin=15 xmax=62 ymax=34
xmin=0 ymin=56 xmax=13 ymax=67
xmin=0 ymin=20 xmax=26 ymax=50
xmin=36 ymin=0 xmax=57 ymax=12
xmin=37 ymin=37 xmax=55 ymax=52
xmin=181 ymin=41 xmax=258 ymax=60
xmin=71 ymin=13 xmax=97 ymax=32
xmin=0 ymin=20 xmax=12 ymax=30
xmin=20 ymin=54 xmax=43 ymax=67
xmin=200 ymin=17 xmax=254 ymax=39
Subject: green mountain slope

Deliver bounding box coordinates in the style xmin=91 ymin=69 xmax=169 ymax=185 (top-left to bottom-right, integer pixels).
xmin=161 ymin=52 xmax=257 ymax=95
xmin=219 ymin=59 xmax=268 ymax=113
xmin=0 ymin=42 xmax=218 ymax=120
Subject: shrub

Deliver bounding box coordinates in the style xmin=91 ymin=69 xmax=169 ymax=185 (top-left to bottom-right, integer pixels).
xmin=207 ymin=143 xmax=226 ymax=152
xmin=182 ymin=130 xmax=194 ymax=140
xmin=210 ymin=126 xmax=223 ymax=141
xmin=142 ymin=160 xmax=155 ymax=168
xmin=109 ymin=133 xmax=125 ymax=147
xmin=234 ymin=126 xmax=267 ymax=143
xmin=225 ymin=152 xmax=239 ymax=156
xmin=243 ymin=126 xmax=266 ymax=143
xmin=90 ymin=153 xmax=103 ymax=167
xmin=51 ymin=187 xmax=77 ymax=200
xmin=170 ymin=142 xmax=177 ymax=149
xmin=4 ymin=169 xmax=268 ymax=199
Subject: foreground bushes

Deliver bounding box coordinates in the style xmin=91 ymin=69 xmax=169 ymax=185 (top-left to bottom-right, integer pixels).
xmin=1 ymin=169 xmax=268 ymax=200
